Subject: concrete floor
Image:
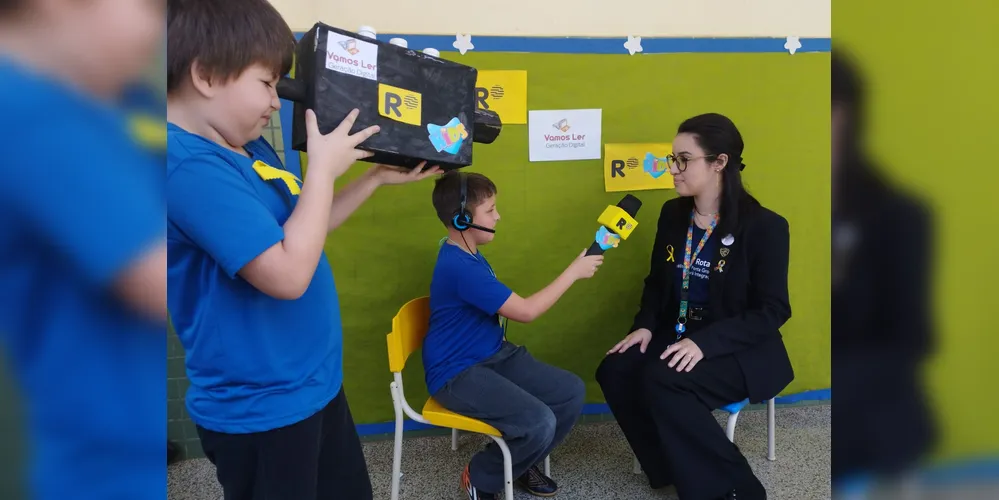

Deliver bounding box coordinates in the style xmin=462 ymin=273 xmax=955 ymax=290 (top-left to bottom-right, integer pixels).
xmin=168 ymin=404 xmax=831 ymax=500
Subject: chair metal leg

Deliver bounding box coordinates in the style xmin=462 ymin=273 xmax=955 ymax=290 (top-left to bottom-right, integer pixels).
xmin=767 ymin=398 xmax=776 ymax=461
xmin=390 ymin=383 xmax=405 ymax=500
xmin=452 ymin=428 xmax=459 ymax=451
xmin=492 ymin=436 xmax=515 ymax=500
xmin=726 ymin=411 xmax=740 ymax=442
xmin=544 ymin=455 xmax=550 ymax=477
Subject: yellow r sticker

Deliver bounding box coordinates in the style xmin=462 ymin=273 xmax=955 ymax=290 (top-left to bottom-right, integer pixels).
xmin=378 ymin=83 xmax=422 ymax=126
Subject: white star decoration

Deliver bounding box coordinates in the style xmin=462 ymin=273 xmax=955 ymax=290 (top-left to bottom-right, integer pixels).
xmin=453 ymin=34 xmax=474 ymax=55
xmin=784 ymin=36 xmax=802 ymax=55
xmin=624 ymin=35 xmax=643 ymax=56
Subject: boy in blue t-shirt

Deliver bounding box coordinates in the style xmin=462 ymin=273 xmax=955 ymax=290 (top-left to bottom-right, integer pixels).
xmin=0 ymin=1 xmax=168 ymax=499
xmin=425 ymin=171 xmax=603 ymax=499
xmin=165 ymin=1 xmax=438 ymax=498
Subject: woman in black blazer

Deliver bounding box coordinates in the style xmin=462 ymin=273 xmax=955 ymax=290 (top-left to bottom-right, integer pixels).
xmin=596 ymin=113 xmax=794 ymax=500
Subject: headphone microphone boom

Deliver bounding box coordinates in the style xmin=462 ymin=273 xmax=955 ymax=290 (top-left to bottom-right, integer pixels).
xmin=586 ymin=194 xmax=642 ymax=256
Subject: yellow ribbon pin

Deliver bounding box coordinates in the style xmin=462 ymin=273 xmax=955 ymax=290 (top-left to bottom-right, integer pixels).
xmin=666 ymin=244 xmax=675 ymax=262
xmin=252 ymin=160 xmax=302 ymax=195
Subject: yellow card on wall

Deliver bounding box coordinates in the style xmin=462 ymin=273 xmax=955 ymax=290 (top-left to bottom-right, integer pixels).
xmin=475 ymin=70 xmax=527 ymax=125
xmin=603 ymin=143 xmax=675 ymax=193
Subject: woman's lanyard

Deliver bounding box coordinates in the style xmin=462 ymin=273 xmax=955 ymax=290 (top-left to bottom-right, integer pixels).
xmin=675 ymin=210 xmax=718 ymax=339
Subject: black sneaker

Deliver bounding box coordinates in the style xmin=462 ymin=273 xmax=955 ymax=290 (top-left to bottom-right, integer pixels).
xmin=461 ymin=464 xmax=499 ymax=500
xmin=516 ymin=464 xmax=559 ymax=497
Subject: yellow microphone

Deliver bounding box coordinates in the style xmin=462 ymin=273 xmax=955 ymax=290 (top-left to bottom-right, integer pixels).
xmin=585 ymin=194 xmax=642 ymax=256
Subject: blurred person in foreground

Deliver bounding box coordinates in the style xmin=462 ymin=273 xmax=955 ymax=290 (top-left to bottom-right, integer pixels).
xmin=0 ymin=0 xmax=168 ymax=499
xmin=831 ymin=49 xmax=937 ymax=495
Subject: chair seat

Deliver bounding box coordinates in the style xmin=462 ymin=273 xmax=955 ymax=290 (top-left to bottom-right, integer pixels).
xmin=422 ymin=398 xmax=501 ymax=437
xmin=721 ymin=398 xmax=750 ymax=414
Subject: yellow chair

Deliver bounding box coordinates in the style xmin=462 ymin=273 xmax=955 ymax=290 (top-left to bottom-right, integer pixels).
xmin=387 ymin=296 xmax=549 ymax=500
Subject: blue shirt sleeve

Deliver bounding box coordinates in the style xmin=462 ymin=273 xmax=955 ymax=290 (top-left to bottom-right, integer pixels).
xmin=167 ymin=156 xmax=285 ymax=278
xmin=453 ymin=255 xmax=513 ymax=315
xmin=1 ymin=129 xmax=165 ymax=288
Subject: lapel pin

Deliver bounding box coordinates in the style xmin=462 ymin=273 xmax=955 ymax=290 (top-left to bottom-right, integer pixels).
xmin=720 ymin=248 xmax=730 ymax=258
xmin=722 ymin=234 xmax=735 ymax=246
xmin=715 ymin=259 xmax=726 ymax=273
xmin=666 ymin=244 xmax=675 ymax=262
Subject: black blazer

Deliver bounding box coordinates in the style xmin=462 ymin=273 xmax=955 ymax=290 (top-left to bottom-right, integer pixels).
xmin=630 ymin=196 xmax=794 ymax=403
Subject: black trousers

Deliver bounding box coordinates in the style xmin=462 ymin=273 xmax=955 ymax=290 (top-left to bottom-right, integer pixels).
xmin=595 ymin=332 xmax=761 ymax=500
xmin=196 ymin=388 xmax=373 ymax=500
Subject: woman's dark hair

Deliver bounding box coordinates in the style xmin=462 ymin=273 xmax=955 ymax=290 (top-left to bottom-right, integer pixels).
xmin=677 ymin=113 xmax=759 ymax=229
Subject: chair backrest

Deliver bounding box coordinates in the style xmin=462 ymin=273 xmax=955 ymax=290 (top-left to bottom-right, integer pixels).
xmin=386 ymin=296 xmax=430 ymax=373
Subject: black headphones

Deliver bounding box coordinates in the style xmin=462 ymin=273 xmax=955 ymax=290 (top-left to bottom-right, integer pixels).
xmin=451 ymin=172 xmax=496 ymax=234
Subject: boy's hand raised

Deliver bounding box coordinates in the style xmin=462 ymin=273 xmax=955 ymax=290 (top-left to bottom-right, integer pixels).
xmin=305 ymin=108 xmax=380 ymax=179
xmin=566 ymin=249 xmax=604 ymax=281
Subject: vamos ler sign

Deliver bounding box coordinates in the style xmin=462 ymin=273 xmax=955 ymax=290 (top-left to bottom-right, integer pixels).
xmin=528 ymin=109 xmax=602 ymax=162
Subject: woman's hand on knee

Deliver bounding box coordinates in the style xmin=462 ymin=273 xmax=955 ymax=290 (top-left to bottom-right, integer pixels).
xmin=659 ymin=338 xmax=704 ymax=372
xmin=607 ymin=328 xmax=653 ymax=354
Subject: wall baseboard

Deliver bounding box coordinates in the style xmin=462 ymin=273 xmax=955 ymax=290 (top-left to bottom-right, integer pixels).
xmin=356 ymin=387 xmax=831 ymax=437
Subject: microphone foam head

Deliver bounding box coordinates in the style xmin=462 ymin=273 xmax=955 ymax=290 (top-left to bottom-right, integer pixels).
xmin=618 ymin=194 xmax=642 ymax=217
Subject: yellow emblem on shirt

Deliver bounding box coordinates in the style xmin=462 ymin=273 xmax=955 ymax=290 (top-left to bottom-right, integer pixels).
xmin=252 ymin=160 xmax=301 ymax=195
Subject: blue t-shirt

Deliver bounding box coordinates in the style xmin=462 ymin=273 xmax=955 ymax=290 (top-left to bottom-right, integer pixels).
xmin=423 ymin=243 xmax=513 ymax=396
xmin=166 ymin=123 xmax=343 ymax=434
xmin=674 ymin=225 xmax=715 ymax=308
xmin=0 ymin=59 xmax=166 ymax=499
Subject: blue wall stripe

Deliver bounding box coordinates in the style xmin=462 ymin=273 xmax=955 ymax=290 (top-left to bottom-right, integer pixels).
xmin=920 ymin=456 xmax=999 ymax=486
xmin=356 ymin=387 xmax=831 ymax=436
xmin=835 ymin=456 xmax=999 ymax=491
xmin=378 ymin=35 xmax=830 ymax=55
xmin=293 ymin=31 xmax=830 ymax=54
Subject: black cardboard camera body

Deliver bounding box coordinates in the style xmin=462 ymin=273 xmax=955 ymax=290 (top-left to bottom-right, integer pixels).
xmin=282 ymin=23 xmax=498 ymax=171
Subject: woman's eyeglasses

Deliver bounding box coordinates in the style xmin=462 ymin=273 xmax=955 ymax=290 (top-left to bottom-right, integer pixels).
xmin=665 ymin=154 xmax=717 ymax=172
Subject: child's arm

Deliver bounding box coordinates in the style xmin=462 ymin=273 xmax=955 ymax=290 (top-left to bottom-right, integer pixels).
xmin=113 ymin=245 xmax=167 ymax=321
xmin=20 ymin=129 xmax=167 ymax=322
xmin=497 ymin=250 xmax=604 ymax=323
xmin=324 ymin=162 xmax=439 ymax=232
xmin=238 ymin=109 xmax=378 ymax=298
xmin=168 ymin=155 xmax=334 ymax=300
xmin=237 ymin=165 xmax=338 ymax=298
xmin=168 ymin=109 xmax=377 ymax=300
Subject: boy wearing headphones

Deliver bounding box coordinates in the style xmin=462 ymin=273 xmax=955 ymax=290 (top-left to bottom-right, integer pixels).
xmin=425 ymin=171 xmax=603 ymax=499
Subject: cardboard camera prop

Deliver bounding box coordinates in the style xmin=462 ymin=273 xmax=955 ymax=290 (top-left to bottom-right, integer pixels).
xmin=277 ymin=23 xmax=502 ymax=171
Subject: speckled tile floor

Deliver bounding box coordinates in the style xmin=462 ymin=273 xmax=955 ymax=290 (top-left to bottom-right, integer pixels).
xmin=168 ymin=404 xmax=831 ymax=500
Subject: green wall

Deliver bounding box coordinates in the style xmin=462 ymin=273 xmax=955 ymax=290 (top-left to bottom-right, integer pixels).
xmin=323 ymin=52 xmax=831 ymax=424
xmin=835 ymin=0 xmax=999 ymax=463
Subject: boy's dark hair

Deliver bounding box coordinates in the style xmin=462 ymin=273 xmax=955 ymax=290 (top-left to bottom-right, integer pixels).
xmin=167 ymin=0 xmax=296 ymax=93
xmin=432 ymin=171 xmax=497 ymax=226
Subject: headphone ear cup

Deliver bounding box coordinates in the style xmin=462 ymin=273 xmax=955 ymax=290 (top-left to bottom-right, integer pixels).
xmin=452 ymin=212 xmax=472 ymax=231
